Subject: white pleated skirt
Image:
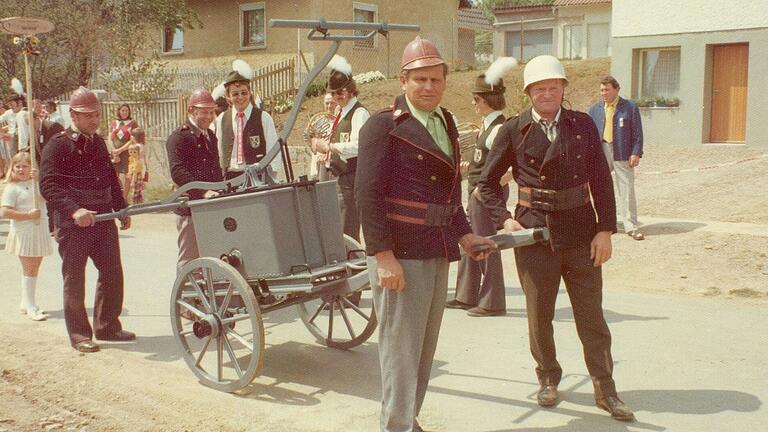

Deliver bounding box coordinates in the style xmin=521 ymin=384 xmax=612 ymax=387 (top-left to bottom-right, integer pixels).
xmin=4 ymin=218 xmax=52 ymax=257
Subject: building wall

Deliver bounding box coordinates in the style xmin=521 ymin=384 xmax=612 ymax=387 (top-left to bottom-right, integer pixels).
xmin=613 ymin=0 xmax=768 ymax=37
xmin=155 ymin=0 xmax=457 ymax=79
xmin=493 ymin=9 xmax=556 ymax=60
xmin=611 ymin=27 xmax=768 ymax=148
xmin=555 ymin=4 xmax=611 ymax=59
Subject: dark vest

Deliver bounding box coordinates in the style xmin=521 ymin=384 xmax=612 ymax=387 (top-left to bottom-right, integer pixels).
xmin=467 ymin=114 xmax=505 ymax=191
xmin=220 ymin=106 xmax=266 ymax=170
xmin=328 ymin=101 xmax=364 ymax=182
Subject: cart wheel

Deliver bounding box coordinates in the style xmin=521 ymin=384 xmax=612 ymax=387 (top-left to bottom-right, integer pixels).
xmin=171 ymin=257 xmax=265 ymax=392
xmin=296 ymin=235 xmax=377 ymax=350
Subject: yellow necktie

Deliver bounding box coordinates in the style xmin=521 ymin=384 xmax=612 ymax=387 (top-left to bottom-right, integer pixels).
xmin=604 ymin=103 xmax=615 ymax=144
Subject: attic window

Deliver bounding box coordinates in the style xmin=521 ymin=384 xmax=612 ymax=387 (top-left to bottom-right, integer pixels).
xmin=241 ymin=2 xmax=266 ymax=49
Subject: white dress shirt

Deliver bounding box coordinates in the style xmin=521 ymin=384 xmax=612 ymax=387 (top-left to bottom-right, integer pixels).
xmin=329 ymin=97 xmax=370 ymax=161
xmin=215 ymin=103 xmax=283 ymax=177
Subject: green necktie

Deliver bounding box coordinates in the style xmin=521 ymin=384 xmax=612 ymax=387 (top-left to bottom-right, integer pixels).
xmin=427 ymin=112 xmax=453 ymax=159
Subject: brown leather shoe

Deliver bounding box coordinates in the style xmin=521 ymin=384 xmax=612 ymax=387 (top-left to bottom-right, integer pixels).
xmin=596 ymin=396 xmax=635 ymax=421
xmin=537 ymin=384 xmax=558 ymax=407
xmin=466 ymin=306 xmax=506 ymax=317
xmin=96 ymin=330 xmax=136 ymax=342
xmin=72 ymin=340 xmax=100 ymax=353
xmin=445 ymin=299 xmax=473 ymax=310
xmin=627 ymin=230 xmax=645 ymax=240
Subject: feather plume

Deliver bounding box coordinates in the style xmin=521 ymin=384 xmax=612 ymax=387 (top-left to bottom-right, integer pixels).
xmin=211 ymin=81 xmax=226 ymax=100
xmin=232 ymin=59 xmax=253 ymax=80
xmin=10 ymin=78 xmax=24 ymax=96
xmin=484 ymin=57 xmax=518 ymax=86
xmin=327 ymin=55 xmax=352 ymax=76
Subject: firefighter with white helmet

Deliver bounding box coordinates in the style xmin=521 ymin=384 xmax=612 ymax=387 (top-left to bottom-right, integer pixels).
xmin=166 ymin=88 xmax=223 ymax=272
xmin=40 ymin=86 xmax=136 ymax=353
xmin=356 ymin=36 xmax=495 ymax=432
xmin=476 ymin=56 xmax=635 ymax=421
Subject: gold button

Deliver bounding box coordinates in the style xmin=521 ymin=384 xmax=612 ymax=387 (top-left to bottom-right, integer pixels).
xmin=540 ymin=175 xmax=546 ymax=181
xmin=417 ymin=154 xmax=424 ymax=160
xmin=573 ymin=175 xmax=578 ymax=179
xmin=430 ymin=175 xmax=437 ymax=181
xmin=529 ymin=159 xmax=535 ymax=164
xmin=576 ymin=134 xmax=582 ymax=140
xmin=576 ymin=154 xmax=582 ymax=159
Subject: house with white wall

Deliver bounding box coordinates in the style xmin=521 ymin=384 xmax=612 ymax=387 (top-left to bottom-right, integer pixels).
xmin=492 ymin=0 xmax=611 ymax=61
xmin=611 ymin=0 xmax=768 ymax=146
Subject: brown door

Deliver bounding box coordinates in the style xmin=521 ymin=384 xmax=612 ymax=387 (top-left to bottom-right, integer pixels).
xmin=710 ymin=43 xmax=748 ymax=143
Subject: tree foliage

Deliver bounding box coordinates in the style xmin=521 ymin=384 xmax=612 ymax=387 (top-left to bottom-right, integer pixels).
xmin=0 ymin=0 xmax=199 ymax=101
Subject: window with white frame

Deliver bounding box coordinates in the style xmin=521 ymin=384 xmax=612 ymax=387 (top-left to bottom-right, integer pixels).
xmin=162 ymin=27 xmax=183 ymax=54
xmin=353 ymin=2 xmax=377 ymax=49
xmin=241 ymin=2 xmax=266 ymax=49
xmin=639 ymin=47 xmax=680 ymax=98
xmin=562 ymin=24 xmax=582 ymax=60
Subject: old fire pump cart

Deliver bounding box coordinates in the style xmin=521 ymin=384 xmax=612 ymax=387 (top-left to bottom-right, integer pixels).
xmin=96 ymin=19 xmax=548 ymax=392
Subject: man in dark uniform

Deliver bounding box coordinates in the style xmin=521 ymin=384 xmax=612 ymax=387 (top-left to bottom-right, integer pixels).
xmin=40 ymin=86 xmax=134 ymax=353
xmin=215 ymin=60 xmax=282 ymax=180
xmin=356 ymin=36 xmax=496 ymax=432
xmin=166 ymin=89 xmax=223 ymax=272
xmin=448 ymin=58 xmax=516 ymax=317
xmin=477 ymin=55 xmax=634 ymax=421
xmin=314 ymin=56 xmax=369 ymax=241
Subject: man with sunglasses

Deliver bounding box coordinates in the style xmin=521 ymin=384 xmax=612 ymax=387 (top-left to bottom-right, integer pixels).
xmin=315 ymin=58 xmax=369 ymax=242
xmin=215 ymin=61 xmax=283 ymax=181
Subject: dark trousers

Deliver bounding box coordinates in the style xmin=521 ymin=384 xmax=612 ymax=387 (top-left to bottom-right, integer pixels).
xmin=454 ymin=186 xmax=508 ymax=310
xmin=338 ymin=173 xmax=360 ymax=242
xmin=514 ymin=242 xmax=616 ymax=398
xmin=55 ymin=222 xmax=124 ymax=344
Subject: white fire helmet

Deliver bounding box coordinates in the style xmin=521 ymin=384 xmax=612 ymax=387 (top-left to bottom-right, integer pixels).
xmin=523 ymin=55 xmax=568 ymax=92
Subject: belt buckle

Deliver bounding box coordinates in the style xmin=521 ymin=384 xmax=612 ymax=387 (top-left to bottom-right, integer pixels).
xmin=532 ymin=188 xmax=555 ymax=201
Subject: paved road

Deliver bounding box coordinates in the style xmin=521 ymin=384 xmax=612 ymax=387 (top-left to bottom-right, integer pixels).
xmin=1 ymin=213 xmax=766 ymax=431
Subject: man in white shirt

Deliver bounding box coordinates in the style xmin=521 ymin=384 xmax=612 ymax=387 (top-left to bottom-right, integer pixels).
xmin=1 ymin=93 xmax=25 ymax=157
xmin=214 ymin=62 xmax=283 ymax=181
xmin=315 ymin=61 xmax=370 ymax=241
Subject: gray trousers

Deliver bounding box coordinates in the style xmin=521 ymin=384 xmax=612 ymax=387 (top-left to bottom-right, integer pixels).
xmin=368 ymin=256 xmax=449 ymax=432
xmin=175 ymin=215 xmax=199 ymax=274
xmin=602 ymin=142 xmax=639 ymax=232
xmin=454 ymin=187 xmax=508 ymax=310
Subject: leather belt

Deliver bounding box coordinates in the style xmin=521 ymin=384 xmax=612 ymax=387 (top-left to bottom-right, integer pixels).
xmin=384 ymin=196 xmax=459 ymax=226
xmin=518 ymin=183 xmax=590 ymax=211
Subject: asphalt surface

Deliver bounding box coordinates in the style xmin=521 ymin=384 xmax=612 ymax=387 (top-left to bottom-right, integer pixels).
xmin=0 ymin=213 xmax=766 ymax=432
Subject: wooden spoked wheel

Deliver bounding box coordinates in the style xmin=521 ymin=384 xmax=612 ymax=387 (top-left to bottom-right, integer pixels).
xmin=296 ymin=235 xmax=377 ymax=350
xmin=170 ymin=257 xmax=264 ymax=392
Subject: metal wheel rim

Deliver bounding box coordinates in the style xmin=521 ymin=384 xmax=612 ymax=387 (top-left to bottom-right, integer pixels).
xmin=296 ymin=235 xmax=377 ymax=349
xmin=170 ymin=257 xmax=264 ymax=392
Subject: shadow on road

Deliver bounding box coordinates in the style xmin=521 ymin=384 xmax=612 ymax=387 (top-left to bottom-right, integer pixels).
xmin=641 ymin=222 xmax=707 ymax=237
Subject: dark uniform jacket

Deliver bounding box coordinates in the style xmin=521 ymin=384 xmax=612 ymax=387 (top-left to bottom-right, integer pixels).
xmin=477 ymin=107 xmax=616 ymax=251
xmin=328 ymin=100 xmax=365 ymax=186
xmin=166 ymin=120 xmax=223 ymax=216
xmin=355 ymin=95 xmax=472 ymax=261
xmin=466 ymin=113 xmax=505 ymax=194
xmin=40 ymin=128 xmax=128 ymax=229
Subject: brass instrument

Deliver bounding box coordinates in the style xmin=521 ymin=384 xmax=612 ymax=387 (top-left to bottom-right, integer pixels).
xmin=457 ymin=121 xmax=481 ymax=162
xmin=304 ymin=111 xmax=335 ymax=146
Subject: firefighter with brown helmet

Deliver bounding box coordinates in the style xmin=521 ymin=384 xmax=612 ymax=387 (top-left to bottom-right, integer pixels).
xmin=166 ymin=88 xmax=223 ymax=272
xmin=40 ymin=86 xmax=135 ymax=354
xmin=356 ymin=36 xmax=496 ymax=432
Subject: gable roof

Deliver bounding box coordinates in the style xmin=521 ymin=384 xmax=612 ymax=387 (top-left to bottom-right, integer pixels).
xmin=458 ymin=7 xmax=493 ymax=30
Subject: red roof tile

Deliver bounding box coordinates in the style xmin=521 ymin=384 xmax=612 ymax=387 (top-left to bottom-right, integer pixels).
xmin=554 ymin=0 xmax=611 ymax=6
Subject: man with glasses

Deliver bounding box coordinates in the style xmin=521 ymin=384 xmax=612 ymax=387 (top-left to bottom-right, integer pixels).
xmin=215 ymin=60 xmax=283 ymax=181
xmin=448 ymin=58 xmax=516 ymax=317
xmin=315 ymin=56 xmax=369 ymax=242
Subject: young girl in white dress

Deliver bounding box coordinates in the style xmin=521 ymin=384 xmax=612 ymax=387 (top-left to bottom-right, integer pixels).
xmin=1 ymin=151 xmax=52 ymax=321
